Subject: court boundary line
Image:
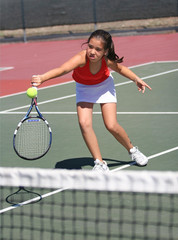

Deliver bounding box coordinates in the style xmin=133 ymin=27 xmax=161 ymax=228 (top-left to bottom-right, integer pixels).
xmin=1 ymin=67 xmax=178 ymax=113
xmin=1 ymin=60 xmax=178 ymax=99
xmin=1 ymin=111 xmax=178 ymax=115
xmin=0 ymin=146 xmax=177 ymax=214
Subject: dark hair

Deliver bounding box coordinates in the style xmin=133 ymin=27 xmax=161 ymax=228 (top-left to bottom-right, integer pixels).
xmin=85 ymin=29 xmax=123 ymax=63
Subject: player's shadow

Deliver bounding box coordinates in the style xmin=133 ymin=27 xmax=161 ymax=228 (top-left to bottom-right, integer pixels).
xmin=54 ymin=157 xmax=134 ymax=170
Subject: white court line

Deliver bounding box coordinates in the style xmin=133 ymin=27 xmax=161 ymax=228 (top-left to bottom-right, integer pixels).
xmin=0 ymin=67 xmax=14 ymax=72
xmin=141 ymin=68 xmax=178 ymax=80
xmin=1 ymin=67 xmax=178 ymax=113
xmin=111 ymin=146 xmax=178 ymax=172
xmin=0 ymin=80 xmax=75 ymax=99
xmin=128 ymin=61 xmax=155 ymax=69
xmin=1 ymin=111 xmax=178 ymax=115
xmin=110 ymin=61 xmax=155 ymax=73
xmin=115 ymin=68 xmax=178 ymax=87
xmin=155 ymin=60 xmax=178 ymax=63
xmin=0 ymin=94 xmax=76 ymax=113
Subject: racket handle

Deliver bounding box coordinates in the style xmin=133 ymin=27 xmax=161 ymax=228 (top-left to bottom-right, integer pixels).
xmin=32 ymin=75 xmax=39 ymax=88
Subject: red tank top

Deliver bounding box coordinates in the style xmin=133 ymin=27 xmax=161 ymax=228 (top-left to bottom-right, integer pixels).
xmin=72 ymin=57 xmax=110 ymax=85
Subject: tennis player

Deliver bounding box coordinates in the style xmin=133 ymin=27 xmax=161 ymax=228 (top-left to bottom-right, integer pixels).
xmin=31 ymin=29 xmax=152 ymax=172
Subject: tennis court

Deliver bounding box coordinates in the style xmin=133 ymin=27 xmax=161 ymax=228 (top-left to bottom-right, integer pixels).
xmin=0 ymin=33 xmax=178 ymax=240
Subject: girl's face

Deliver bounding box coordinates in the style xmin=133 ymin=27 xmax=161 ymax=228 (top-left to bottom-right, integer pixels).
xmin=86 ymin=37 xmax=108 ymax=62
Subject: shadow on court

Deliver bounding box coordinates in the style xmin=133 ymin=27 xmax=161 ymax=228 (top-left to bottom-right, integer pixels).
xmin=55 ymin=157 xmax=134 ymax=170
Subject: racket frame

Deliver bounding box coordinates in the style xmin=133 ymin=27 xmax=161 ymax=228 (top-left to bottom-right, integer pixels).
xmin=13 ymin=97 xmax=52 ymax=160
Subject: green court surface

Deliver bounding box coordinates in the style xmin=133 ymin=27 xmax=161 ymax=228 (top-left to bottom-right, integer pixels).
xmin=0 ymin=61 xmax=178 ymax=171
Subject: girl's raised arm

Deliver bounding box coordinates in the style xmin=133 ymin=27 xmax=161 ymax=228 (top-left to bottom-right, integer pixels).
xmin=31 ymin=51 xmax=86 ymax=86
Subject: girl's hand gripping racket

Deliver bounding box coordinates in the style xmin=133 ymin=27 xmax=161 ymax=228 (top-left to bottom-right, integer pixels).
xmin=13 ymin=96 xmax=52 ymax=160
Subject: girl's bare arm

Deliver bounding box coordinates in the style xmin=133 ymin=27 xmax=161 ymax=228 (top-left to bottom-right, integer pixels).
xmin=31 ymin=51 xmax=86 ymax=86
xmin=107 ymin=60 xmax=152 ymax=93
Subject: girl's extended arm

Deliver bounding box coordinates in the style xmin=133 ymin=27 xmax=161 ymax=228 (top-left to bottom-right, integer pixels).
xmin=108 ymin=60 xmax=152 ymax=93
xmin=31 ymin=51 xmax=86 ymax=86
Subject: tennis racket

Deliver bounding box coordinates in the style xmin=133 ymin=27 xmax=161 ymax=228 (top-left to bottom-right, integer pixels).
xmin=13 ymin=97 xmax=52 ymax=160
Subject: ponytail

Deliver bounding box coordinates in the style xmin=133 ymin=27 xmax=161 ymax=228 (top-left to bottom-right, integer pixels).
xmin=107 ymin=37 xmax=124 ymax=63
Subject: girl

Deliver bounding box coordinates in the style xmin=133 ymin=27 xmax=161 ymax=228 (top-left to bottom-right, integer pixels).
xmin=31 ymin=29 xmax=152 ymax=172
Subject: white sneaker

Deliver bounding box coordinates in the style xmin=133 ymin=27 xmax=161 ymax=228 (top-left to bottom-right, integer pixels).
xmin=92 ymin=159 xmax=109 ymax=172
xmin=129 ymin=147 xmax=148 ymax=166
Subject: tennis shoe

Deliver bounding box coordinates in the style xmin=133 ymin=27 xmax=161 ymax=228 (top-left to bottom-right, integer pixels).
xmin=129 ymin=146 xmax=148 ymax=166
xmin=92 ymin=159 xmax=109 ymax=172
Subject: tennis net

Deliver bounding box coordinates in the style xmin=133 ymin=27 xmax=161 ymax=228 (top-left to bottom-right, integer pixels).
xmin=0 ymin=167 xmax=178 ymax=240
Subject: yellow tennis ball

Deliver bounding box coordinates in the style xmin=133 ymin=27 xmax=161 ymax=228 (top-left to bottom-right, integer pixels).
xmin=26 ymin=87 xmax=37 ymax=98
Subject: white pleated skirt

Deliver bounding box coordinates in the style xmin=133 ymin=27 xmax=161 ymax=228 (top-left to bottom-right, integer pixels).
xmin=75 ymin=75 xmax=117 ymax=104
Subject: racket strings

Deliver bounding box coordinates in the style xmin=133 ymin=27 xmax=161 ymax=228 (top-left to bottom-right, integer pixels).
xmin=14 ymin=118 xmax=51 ymax=159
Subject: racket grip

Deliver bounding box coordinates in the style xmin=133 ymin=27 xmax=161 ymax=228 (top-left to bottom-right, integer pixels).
xmin=32 ymin=75 xmax=39 ymax=88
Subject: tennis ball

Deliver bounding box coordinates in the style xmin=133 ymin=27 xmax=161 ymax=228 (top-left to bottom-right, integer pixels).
xmin=26 ymin=87 xmax=37 ymax=98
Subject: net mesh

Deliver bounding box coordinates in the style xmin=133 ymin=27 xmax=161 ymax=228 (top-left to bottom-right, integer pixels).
xmin=0 ymin=167 xmax=178 ymax=240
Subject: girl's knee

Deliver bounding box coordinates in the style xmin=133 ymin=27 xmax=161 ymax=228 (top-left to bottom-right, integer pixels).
xmin=105 ymin=121 xmax=118 ymax=133
xmin=78 ymin=118 xmax=92 ymax=132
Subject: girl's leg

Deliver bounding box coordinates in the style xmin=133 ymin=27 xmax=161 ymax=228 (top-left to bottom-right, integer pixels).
xmin=101 ymin=103 xmax=133 ymax=152
xmin=77 ymin=102 xmax=103 ymax=162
